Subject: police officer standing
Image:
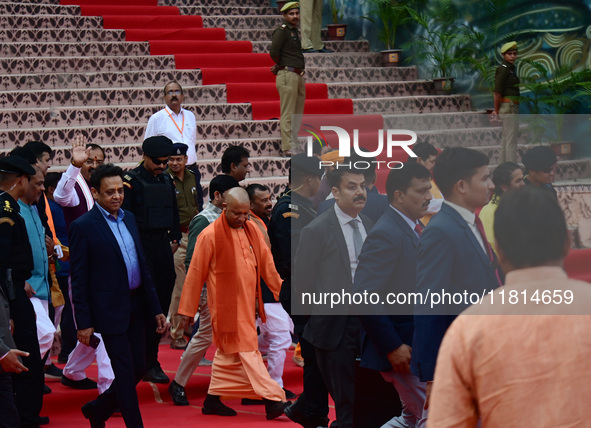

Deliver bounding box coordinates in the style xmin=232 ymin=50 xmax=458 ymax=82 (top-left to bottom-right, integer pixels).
xmin=166 ymin=143 xmax=201 ymax=350
xmin=270 ymin=2 xmax=306 ymax=157
xmin=0 ymin=156 xmax=41 ymax=428
xmin=123 ymin=136 xmax=181 ymax=384
xmin=267 ymin=154 xmax=331 ymax=428
xmin=493 ymin=41 xmax=520 ymax=163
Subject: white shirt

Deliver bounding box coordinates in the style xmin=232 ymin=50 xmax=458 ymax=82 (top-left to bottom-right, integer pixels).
xmin=145 ymin=106 xmax=198 ymax=164
xmin=443 ymin=200 xmax=487 ymax=254
xmin=390 ymin=205 xmax=421 ymax=238
xmin=334 ymin=203 xmax=367 ymax=280
xmin=53 ymin=164 xmax=93 ymax=210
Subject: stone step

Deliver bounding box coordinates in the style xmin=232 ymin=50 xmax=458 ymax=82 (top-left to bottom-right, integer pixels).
xmin=0 ymin=55 xmax=175 ymax=75
xmin=0 ymin=85 xmax=226 ymax=108
xmin=0 ymin=29 xmax=125 ymax=43
xmin=201 ymin=15 xmax=285 ymax=29
xmin=353 ymin=95 xmax=473 ymax=114
xmin=0 ymin=70 xmax=203 ymax=91
xmin=0 ymin=0 xmax=55 ymax=4
xmin=161 ymin=0 xmax=268 ymax=8
xmin=225 ymin=29 xmax=274 ymax=42
xmin=0 ymin=2 xmax=79 ymax=15
xmin=384 ymin=111 xmax=492 ymax=130
xmin=327 ymin=80 xmax=434 ymax=99
xmin=178 ymin=5 xmax=274 ymax=16
xmin=302 ymin=52 xmax=382 ymax=68
xmin=0 ymin=103 xmax=255 ymax=129
xmin=0 ymin=67 xmax=419 ymax=91
xmin=0 ymin=15 xmax=103 ymax=30
xmin=0 ymin=41 xmax=150 ymax=58
xmin=251 ymin=40 xmax=370 ymax=54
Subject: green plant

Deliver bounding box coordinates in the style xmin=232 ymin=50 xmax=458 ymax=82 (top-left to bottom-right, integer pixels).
xmin=403 ymin=0 xmax=475 ymax=79
xmin=362 ymin=0 xmax=412 ymax=50
xmin=328 ymin=0 xmax=344 ymax=24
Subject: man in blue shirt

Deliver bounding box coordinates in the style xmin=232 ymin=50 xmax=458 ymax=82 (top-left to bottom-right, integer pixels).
xmin=70 ymin=164 xmax=165 ymax=428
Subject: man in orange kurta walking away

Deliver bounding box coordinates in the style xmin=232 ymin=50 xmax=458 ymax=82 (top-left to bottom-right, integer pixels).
xmin=178 ymin=187 xmax=289 ymax=420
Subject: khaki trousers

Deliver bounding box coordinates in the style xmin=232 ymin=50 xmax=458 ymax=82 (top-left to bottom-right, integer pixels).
xmin=174 ymin=286 xmax=212 ymax=386
xmin=499 ymin=102 xmax=519 ymax=163
xmin=169 ymin=232 xmax=188 ymax=341
xmin=276 ymin=69 xmax=306 ymax=152
xmin=301 ymin=0 xmax=324 ymax=50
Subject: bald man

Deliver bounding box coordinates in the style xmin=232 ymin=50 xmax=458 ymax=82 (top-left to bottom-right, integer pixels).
xmin=178 ymin=188 xmax=289 ymax=419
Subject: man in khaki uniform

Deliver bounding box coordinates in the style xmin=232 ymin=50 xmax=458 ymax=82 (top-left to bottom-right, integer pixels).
xmin=301 ymin=0 xmax=333 ymax=53
xmin=270 ymin=2 xmax=306 ymax=156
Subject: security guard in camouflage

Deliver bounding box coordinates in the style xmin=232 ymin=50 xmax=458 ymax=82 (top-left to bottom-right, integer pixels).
xmin=0 ymin=156 xmax=43 ymax=428
xmin=122 ymin=136 xmax=181 ymax=384
xmin=494 ymin=41 xmax=520 ymax=163
xmin=270 ymin=1 xmax=306 ymax=155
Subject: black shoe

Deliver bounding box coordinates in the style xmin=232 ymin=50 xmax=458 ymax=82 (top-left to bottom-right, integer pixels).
xmin=265 ymin=399 xmax=291 ymax=420
xmin=169 ymin=380 xmax=190 ymax=406
xmin=202 ymin=394 xmax=237 ymax=416
xmin=283 ymin=388 xmax=297 ymax=399
xmin=43 ymin=384 xmax=52 ymax=394
xmin=284 ymin=401 xmax=330 ymax=428
xmin=38 ymin=416 xmax=50 ymax=425
xmin=142 ymin=366 xmax=170 ymax=384
xmin=301 ymin=48 xmax=319 ymax=53
xmin=241 ymin=397 xmax=264 ymax=405
xmin=319 ymin=48 xmax=335 ymax=53
xmin=61 ymin=375 xmax=98 ymax=390
xmin=44 ymin=363 xmax=63 ymax=380
xmin=81 ymin=402 xmax=106 ymax=428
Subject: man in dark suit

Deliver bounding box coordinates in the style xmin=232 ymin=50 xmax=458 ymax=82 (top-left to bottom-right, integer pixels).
xmin=354 ymin=162 xmax=433 ymax=427
xmin=294 ymin=164 xmax=372 ymax=428
xmin=411 ymin=147 xmax=501 ymax=410
xmin=70 ymin=164 xmax=166 ymax=428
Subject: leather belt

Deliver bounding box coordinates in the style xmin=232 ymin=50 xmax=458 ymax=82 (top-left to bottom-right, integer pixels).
xmin=500 ymin=97 xmax=519 ymax=105
xmin=282 ymin=66 xmax=305 ymax=76
xmin=180 ymin=226 xmax=189 ymax=233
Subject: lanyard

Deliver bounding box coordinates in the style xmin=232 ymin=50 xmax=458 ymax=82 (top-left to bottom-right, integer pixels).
xmin=166 ymin=109 xmax=184 ymax=136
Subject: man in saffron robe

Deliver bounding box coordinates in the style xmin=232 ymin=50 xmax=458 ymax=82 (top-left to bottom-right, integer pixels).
xmin=178 ymin=187 xmax=289 ymax=419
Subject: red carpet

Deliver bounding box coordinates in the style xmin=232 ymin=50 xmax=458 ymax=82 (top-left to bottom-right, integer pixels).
xmin=80 ymin=5 xmax=179 ymax=16
xmin=174 ymin=53 xmax=275 ymax=69
xmin=226 ymin=83 xmax=328 ymax=103
xmin=61 ymin=0 xmax=158 ymax=4
xmin=149 ymin=40 xmax=253 ymax=55
xmin=102 ymin=15 xmax=203 ymax=30
xmin=124 ymin=28 xmax=226 ymax=42
xmin=200 ymin=68 xmax=275 ymax=85
xmin=250 ymin=99 xmax=354 ymax=121
xmin=42 ymin=345 xmax=334 ymax=427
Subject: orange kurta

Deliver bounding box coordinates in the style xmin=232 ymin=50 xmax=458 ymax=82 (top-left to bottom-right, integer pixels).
xmin=178 ymin=219 xmax=282 ymax=354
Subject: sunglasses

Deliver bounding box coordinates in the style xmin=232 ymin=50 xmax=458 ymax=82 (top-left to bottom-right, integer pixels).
xmin=150 ymin=157 xmax=169 ymax=166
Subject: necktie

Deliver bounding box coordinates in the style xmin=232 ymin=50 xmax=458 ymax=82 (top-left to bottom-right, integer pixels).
xmin=414 ymin=223 xmax=423 ymax=237
xmin=474 ymin=216 xmax=503 ymax=286
xmin=349 ymin=219 xmax=363 ymax=259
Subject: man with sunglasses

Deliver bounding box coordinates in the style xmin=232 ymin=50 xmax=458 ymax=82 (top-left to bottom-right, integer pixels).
xmin=145 ymin=81 xmax=203 ymax=211
xmin=123 ymin=136 xmax=181 ymax=384
xmin=493 ymin=41 xmax=520 ymax=163
xmin=522 ymin=146 xmax=558 ymax=199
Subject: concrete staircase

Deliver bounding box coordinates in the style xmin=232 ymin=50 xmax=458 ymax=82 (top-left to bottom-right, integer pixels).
xmin=0 ymin=0 xmax=589 ymax=199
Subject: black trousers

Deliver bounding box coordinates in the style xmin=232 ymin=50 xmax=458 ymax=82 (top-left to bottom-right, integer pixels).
xmin=140 ymin=233 xmax=175 ymax=369
xmin=10 ymin=288 xmax=43 ymax=428
xmin=0 ymin=372 xmax=19 ymax=428
xmin=315 ymin=316 xmax=360 ymax=428
xmin=57 ymin=275 xmax=76 ymax=360
xmin=87 ymin=293 xmax=147 ymax=428
xmin=294 ymin=336 xmax=329 ymax=418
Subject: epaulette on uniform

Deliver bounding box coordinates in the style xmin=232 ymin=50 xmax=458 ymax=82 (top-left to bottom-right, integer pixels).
xmin=280 ymin=24 xmax=287 ymax=29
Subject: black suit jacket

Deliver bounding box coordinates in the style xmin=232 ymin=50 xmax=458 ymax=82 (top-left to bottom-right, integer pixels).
xmin=295 ymin=206 xmax=372 ymax=351
xmin=69 ymin=205 xmax=162 ymax=335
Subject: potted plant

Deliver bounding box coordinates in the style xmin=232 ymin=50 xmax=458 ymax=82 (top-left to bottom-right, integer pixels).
xmin=327 ymin=0 xmax=347 ymax=41
xmin=403 ymin=0 xmax=475 ymax=94
xmin=518 ymin=61 xmax=591 ymax=159
xmin=275 ymin=0 xmax=287 ymax=13
xmin=362 ymin=0 xmax=413 ymax=66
